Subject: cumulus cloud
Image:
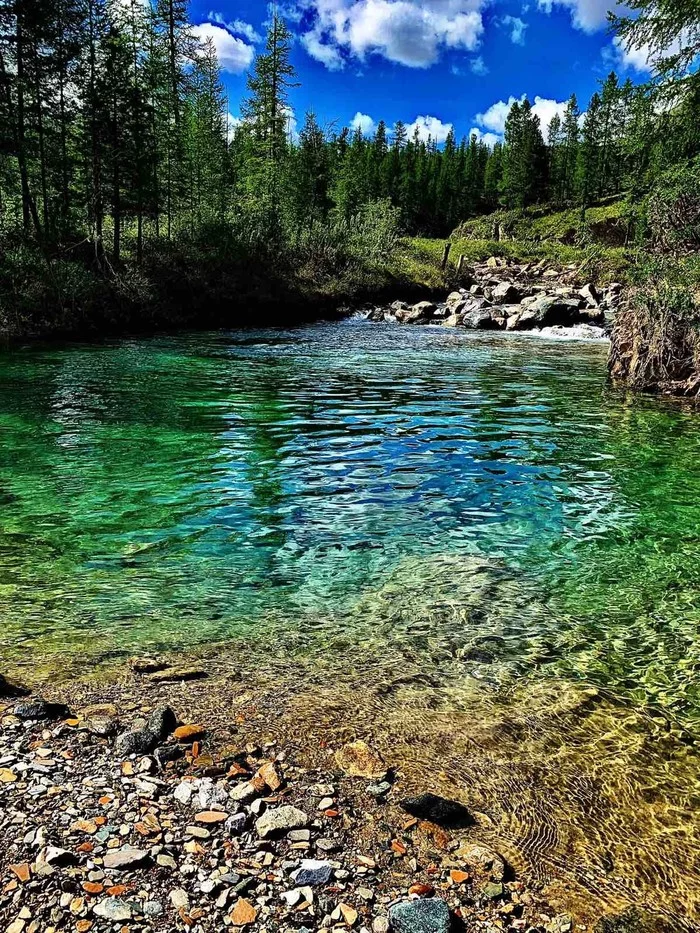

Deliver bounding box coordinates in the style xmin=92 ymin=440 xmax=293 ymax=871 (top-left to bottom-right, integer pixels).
xmin=299 ymin=0 xmax=485 ymax=70
xmin=191 ymin=22 xmax=255 ymax=72
xmin=476 ymin=94 xmax=568 ymax=134
xmin=470 ymin=55 xmax=489 ymax=75
xmin=609 ymin=33 xmax=685 ymax=73
xmin=351 ymin=112 xmax=377 ymax=134
xmin=536 ymin=0 xmax=623 ymax=33
xmin=406 ymin=115 xmax=453 ymax=143
xmin=501 ymin=15 xmax=527 ymax=44
xmin=207 ymin=11 xmax=261 ymax=43
xmin=469 ymin=126 xmax=501 ymax=146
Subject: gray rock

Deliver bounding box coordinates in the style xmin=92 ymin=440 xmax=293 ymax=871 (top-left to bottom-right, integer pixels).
xmin=491 ymin=281 xmax=521 ymax=304
xmin=147 ymin=706 xmax=177 ymax=740
xmin=462 ymin=308 xmax=500 ymax=330
xmin=290 ymin=859 xmax=333 ymax=887
xmin=255 ymin=805 xmax=309 ymax=838
xmin=579 ymin=283 xmax=600 ymax=306
xmin=366 ymin=308 xmax=385 ymax=322
xmin=115 ymin=728 xmax=160 ymax=757
xmin=388 ymin=898 xmax=451 ymax=933
xmin=12 ymin=699 xmax=69 ymax=721
xmin=93 ymin=898 xmax=133 ymax=922
xmin=366 ymin=781 xmax=392 ymax=799
xmin=103 ymin=845 xmax=150 ymax=871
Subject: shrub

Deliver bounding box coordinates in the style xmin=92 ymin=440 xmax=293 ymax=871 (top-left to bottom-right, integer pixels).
xmin=646 ymin=157 xmax=700 ymax=254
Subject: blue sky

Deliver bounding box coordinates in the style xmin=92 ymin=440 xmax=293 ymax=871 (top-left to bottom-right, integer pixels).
xmin=188 ymin=0 xmax=652 ymax=144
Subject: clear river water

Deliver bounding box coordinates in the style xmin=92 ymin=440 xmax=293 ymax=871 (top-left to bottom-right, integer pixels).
xmin=1 ymin=320 xmax=699 ymax=928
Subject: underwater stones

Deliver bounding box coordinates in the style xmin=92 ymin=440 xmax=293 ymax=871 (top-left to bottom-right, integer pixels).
xmin=455 ymin=842 xmax=506 ymax=882
xmin=12 ymin=698 xmax=70 ymax=721
xmin=335 ymin=740 xmax=387 ymax=779
xmin=147 ymin=665 xmax=208 ymax=683
xmin=399 ymin=793 xmax=473 ymax=829
xmin=255 ymin=805 xmax=309 ymax=838
xmin=0 ymin=674 xmax=29 ymax=698
xmin=388 ymin=897 xmax=451 ymax=933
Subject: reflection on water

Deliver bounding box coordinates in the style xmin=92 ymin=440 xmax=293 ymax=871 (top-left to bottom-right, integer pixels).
xmin=1 ymin=321 xmax=700 ymax=927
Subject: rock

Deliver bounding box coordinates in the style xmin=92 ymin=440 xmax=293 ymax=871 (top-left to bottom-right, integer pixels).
xmin=395 ymin=302 xmax=436 ymax=325
xmin=388 ymin=898 xmax=451 ymax=933
xmin=482 ymin=881 xmax=504 ymax=900
xmin=442 ymin=313 xmax=463 ymax=328
xmin=148 ymin=706 xmax=178 ymax=739
xmin=540 ymin=324 xmax=608 ymax=340
xmin=491 ymin=282 xmax=522 ymax=304
xmin=579 ymin=283 xmax=600 ymax=306
xmin=155 ymin=744 xmax=185 ymax=768
xmin=366 ymin=781 xmax=392 ymax=799
xmin=12 ymin=698 xmax=70 ymax=721
xmin=170 ymin=889 xmax=190 ymax=910
xmin=390 ymin=301 xmax=409 ymax=314
xmin=147 ymin=666 xmax=208 ymax=683
xmin=115 ymin=728 xmax=159 ymax=757
xmin=335 ymin=741 xmax=386 ymax=779
xmin=445 ymin=291 xmax=464 ymax=308
xmin=290 ymin=859 xmax=333 ymax=887
xmin=230 ymin=897 xmax=258 ymax=927
xmin=229 ymin=780 xmax=257 ymax=803
xmin=366 ymin=308 xmax=385 ymax=322
xmin=255 ymin=805 xmax=309 ymax=838
xmin=456 ymin=843 xmax=506 ymax=882
xmin=0 ymin=674 xmax=29 ymax=698
xmin=462 ymin=308 xmax=500 ymax=330
xmin=173 ymin=781 xmax=194 ymax=805
xmin=129 ymin=656 xmax=169 ymax=674
xmin=93 ymin=898 xmax=133 ymax=922
xmin=173 ymin=723 xmax=205 ymax=742
xmin=400 ymin=793 xmax=473 ymax=828
xmin=373 ymin=919 xmax=390 ymax=933
xmin=103 ymin=845 xmax=150 ymax=871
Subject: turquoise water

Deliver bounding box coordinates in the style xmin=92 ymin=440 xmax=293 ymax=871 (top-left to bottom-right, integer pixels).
xmin=2 ymin=321 xmax=699 ymax=724
xmin=3 ymin=320 xmax=700 ymax=926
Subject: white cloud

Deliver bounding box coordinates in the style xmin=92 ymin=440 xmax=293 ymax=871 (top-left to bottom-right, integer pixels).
xmin=610 ymin=33 xmax=685 ymax=74
xmin=536 ymin=0 xmax=623 ymax=33
xmin=299 ymin=0 xmax=485 ymax=70
xmin=351 ymin=111 xmax=377 ymax=134
xmin=406 ymin=114 xmax=453 ymax=143
xmin=207 ymin=11 xmax=261 ymax=43
xmin=475 ymin=94 xmax=568 ymax=134
xmin=470 ymin=55 xmax=489 ymax=75
xmin=285 ymin=106 xmax=300 ymax=143
xmin=501 ymin=15 xmax=527 ymax=44
xmin=191 ymin=22 xmax=255 ymax=72
xmin=469 ymin=126 xmax=501 ymax=146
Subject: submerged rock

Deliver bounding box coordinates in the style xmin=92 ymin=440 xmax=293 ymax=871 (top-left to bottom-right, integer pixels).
xmin=400 ymin=792 xmax=473 ymax=828
xmin=12 ymin=698 xmax=70 ymax=721
xmin=335 ymin=740 xmax=387 ymax=778
xmin=388 ymin=898 xmax=451 ymax=933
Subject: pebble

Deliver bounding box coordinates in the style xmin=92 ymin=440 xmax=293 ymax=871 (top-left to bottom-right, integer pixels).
xmin=103 ymin=845 xmax=150 ymax=870
xmin=291 ymin=859 xmax=333 ymax=887
xmin=388 ymin=898 xmax=451 ymax=933
xmin=255 ymin=805 xmax=309 ymax=838
xmin=92 ymin=898 xmax=133 ymax=922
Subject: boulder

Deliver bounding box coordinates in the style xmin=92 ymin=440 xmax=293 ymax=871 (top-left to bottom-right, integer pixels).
xmin=366 ymin=308 xmax=385 ymax=322
xmin=578 ymin=306 xmax=606 ymax=325
xmin=12 ymin=698 xmax=70 ymax=721
xmin=462 ymin=308 xmax=500 ymax=330
xmin=491 ymin=281 xmax=522 ymax=304
xmin=390 ymin=300 xmax=410 ymax=314
xmin=442 ymin=313 xmax=463 ymax=328
xmin=395 ymin=302 xmax=435 ymax=325
xmin=579 ymin=283 xmax=600 ymax=306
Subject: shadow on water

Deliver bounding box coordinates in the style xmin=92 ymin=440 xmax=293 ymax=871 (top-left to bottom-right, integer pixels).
xmin=1 ymin=322 xmax=700 ymax=927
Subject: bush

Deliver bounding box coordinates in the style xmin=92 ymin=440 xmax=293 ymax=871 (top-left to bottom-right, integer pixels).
xmin=646 ymin=157 xmax=700 ymax=254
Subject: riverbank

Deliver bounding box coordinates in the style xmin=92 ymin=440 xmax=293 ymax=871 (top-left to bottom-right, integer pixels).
xmin=0 ymin=667 xmax=657 ymax=933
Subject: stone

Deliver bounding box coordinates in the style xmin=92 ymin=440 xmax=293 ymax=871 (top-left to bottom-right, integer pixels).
xmin=340 ymin=903 xmax=359 ymax=926
xmin=230 ymin=780 xmax=257 ymax=803
xmin=103 ymin=845 xmax=150 ymax=871
xmin=388 ymin=898 xmax=451 ymax=933
xmin=170 ymin=889 xmax=190 ymax=910
xmin=395 ymin=302 xmax=436 ymax=325
xmin=291 ymin=859 xmax=333 ymax=887
xmin=491 ymin=281 xmax=521 ymax=304
xmin=147 ymin=666 xmax=208 ymax=683
xmin=400 ymin=793 xmax=473 ymax=828
xmin=12 ymin=699 xmax=69 ymax=721
xmin=255 ymin=805 xmax=309 ymax=838
xmin=173 ymin=723 xmax=205 ymax=743
xmin=195 ymin=810 xmax=228 ymax=824
xmin=0 ymin=674 xmax=29 ymax=698
xmin=258 ymin=760 xmax=283 ymax=791
xmin=482 ymin=881 xmax=504 ymax=900
xmin=129 ymin=656 xmax=168 ymax=674
xmin=92 ymin=899 xmax=133 ymax=922
xmin=115 ymin=728 xmax=160 ymax=757
xmin=148 ymin=706 xmax=178 ymax=739
xmin=373 ymin=919 xmax=390 ymax=933
xmin=455 ymin=843 xmax=506 ymax=882
xmin=461 ymin=308 xmax=500 ymax=330
xmin=579 ymin=283 xmax=600 ymax=306
xmin=335 ymin=741 xmax=386 ymax=779
xmin=366 ymin=309 xmax=385 ymax=323
xmin=441 ymin=313 xmax=463 ymax=328
xmin=230 ymin=898 xmax=258 ymax=927
xmin=173 ymin=781 xmax=194 ymax=805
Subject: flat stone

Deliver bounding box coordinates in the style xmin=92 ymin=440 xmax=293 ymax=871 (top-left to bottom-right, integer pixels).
xmin=455 ymin=842 xmax=506 ymax=882
xmin=400 ymin=793 xmax=473 ymax=828
xmin=255 ymin=805 xmax=309 ymax=838
xmin=93 ymin=898 xmax=133 ymax=922
xmin=173 ymin=724 xmax=205 ymax=742
xmin=148 ymin=666 xmax=208 ymax=683
xmin=103 ymin=845 xmax=150 ymax=871
xmin=388 ymin=898 xmax=451 ymax=933
xmin=335 ymin=741 xmax=386 ymax=779
xmin=230 ymin=897 xmax=257 ymax=927
xmin=290 ymin=859 xmax=333 ymax=887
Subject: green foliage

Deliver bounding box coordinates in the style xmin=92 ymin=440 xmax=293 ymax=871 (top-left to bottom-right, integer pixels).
xmin=645 ymin=156 xmax=700 ymax=253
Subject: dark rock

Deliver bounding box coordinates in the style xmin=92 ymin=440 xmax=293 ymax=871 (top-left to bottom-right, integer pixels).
xmin=12 ymin=698 xmax=70 ymax=721
xmin=115 ymin=727 xmax=160 ymax=756
xmin=148 ymin=706 xmax=178 ymax=740
xmin=366 ymin=308 xmax=385 ymax=322
xmin=400 ymin=793 xmax=473 ymax=828
xmin=462 ymin=308 xmax=500 ymax=330
xmin=388 ymin=898 xmax=451 ymax=933
xmin=155 ymin=743 xmax=186 ymax=768
xmin=491 ymin=281 xmax=522 ymax=304
xmin=0 ymin=674 xmax=30 ymax=698
xmin=395 ymin=302 xmax=436 ymax=325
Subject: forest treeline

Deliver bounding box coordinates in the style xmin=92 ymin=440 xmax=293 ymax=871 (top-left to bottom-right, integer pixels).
xmin=0 ymin=0 xmax=698 ymax=335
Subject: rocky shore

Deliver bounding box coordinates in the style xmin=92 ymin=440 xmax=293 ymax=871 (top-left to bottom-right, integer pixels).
xmin=363 ymin=258 xmax=621 ymax=340
xmin=0 ymin=670 xmax=589 ymax=933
